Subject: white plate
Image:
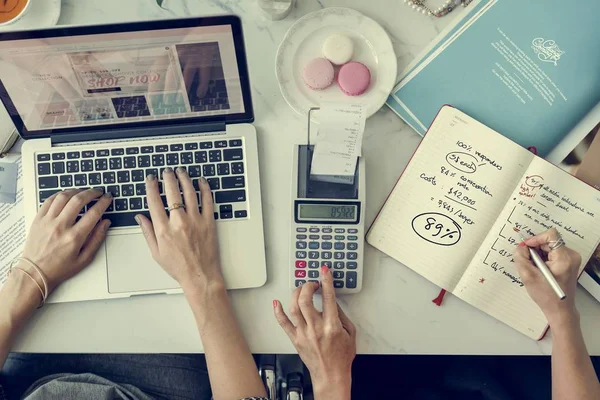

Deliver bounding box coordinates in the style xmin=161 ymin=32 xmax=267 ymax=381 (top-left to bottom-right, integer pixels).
xmin=0 ymin=0 xmax=61 ymax=32
xmin=276 ymin=7 xmax=397 ymax=119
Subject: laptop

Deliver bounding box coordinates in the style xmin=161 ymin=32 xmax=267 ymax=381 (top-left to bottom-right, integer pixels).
xmin=0 ymin=16 xmax=267 ymax=303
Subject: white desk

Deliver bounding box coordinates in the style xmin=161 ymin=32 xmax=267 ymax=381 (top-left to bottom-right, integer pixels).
xmin=11 ymin=0 xmax=600 ymax=355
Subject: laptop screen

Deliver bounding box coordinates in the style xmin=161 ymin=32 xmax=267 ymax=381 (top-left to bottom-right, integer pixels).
xmin=0 ymin=16 xmax=253 ymax=138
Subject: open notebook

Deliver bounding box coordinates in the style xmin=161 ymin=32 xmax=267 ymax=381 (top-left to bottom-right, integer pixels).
xmin=367 ymin=106 xmax=600 ymax=339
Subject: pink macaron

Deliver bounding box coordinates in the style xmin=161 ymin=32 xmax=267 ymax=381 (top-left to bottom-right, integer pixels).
xmin=337 ymin=62 xmax=371 ymax=96
xmin=303 ymin=57 xmax=335 ymax=91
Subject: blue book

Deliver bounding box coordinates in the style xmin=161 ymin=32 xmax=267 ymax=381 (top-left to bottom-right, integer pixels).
xmin=387 ymin=0 xmax=600 ymax=160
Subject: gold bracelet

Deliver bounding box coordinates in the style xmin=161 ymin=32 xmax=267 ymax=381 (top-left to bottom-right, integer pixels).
xmin=7 ymin=266 xmax=45 ymax=308
xmin=17 ymin=257 xmax=49 ymax=300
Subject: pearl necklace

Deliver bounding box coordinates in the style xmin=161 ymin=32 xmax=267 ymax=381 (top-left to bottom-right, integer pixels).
xmin=404 ymin=0 xmax=473 ymax=17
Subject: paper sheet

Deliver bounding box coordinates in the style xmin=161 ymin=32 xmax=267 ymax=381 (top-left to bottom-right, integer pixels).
xmin=310 ymin=103 xmax=366 ymax=177
xmin=456 ymin=158 xmax=600 ymax=338
xmin=367 ymin=107 xmax=534 ymax=290
xmin=367 ymin=106 xmax=600 ymax=339
xmin=0 ymin=155 xmax=25 ymax=289
xmin=0 ymin=157 xmax=18 ymax=203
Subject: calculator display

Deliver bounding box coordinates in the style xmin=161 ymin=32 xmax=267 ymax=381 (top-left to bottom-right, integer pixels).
xmin=298 ymin=204 xmax=357 ymax=220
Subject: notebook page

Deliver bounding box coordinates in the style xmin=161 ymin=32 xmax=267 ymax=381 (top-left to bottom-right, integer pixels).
xmin=367 ymin=106 xmax=533 ymax=290
xmin=456 ymin=157 xmax=600 ymax=339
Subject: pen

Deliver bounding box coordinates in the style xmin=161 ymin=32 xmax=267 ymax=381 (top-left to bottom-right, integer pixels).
xmin=514 ymin=228 xmax=566 ymax=300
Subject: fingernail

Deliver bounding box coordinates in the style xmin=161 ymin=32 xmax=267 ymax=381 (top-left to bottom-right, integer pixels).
xmin=272 ymin=300 xmax=278 ymax=309
xmin=165 ymin=167 xmax=173 ymax=174
xmin=104 ymin=220 xmax=112 ymax=231
xmin=200 ymin=177 xmax=207 ymax=184
xmin=177 ymin=167 xmax=186 ymax=174
xmin=134 ymin=215 xmax=141 ymax=225
xmin=321 ymin=265 xmax=329 ymax=274
xmin=518 ymin=241 xmax=526 ymax=247
xmin=146 ymin=174 xmax=156 ymax=181
xmin=93 ymin=187 xmax=104 ymax=193
xmin=103 ymin=192 xmax=112 ymax=198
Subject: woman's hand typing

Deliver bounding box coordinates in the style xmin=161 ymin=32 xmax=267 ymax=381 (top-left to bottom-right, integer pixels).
xmin=135 ymin=168 xmax=224 ymax=294
xmin=0 ymin=187 xmax=111 ymax=367
xmin=20 ymin=188 xmax=112 ymax=293
xmin=135 ymin=167 xmax=267 ymax=399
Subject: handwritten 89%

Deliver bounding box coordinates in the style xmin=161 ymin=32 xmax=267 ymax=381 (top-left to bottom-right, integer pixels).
xmin=411 ymin=212 xmax=462 ymax=246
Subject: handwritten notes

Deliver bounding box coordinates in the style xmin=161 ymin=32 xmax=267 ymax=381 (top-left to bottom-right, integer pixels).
xmin=467 ymin=158 xmax=600 ymax=283
xmin=311 ymin=103 xmax=366 ymax=177
xmin=411 ymin=212 xmax=462 ymax=247
xmin=367 ymin=106 xmax=533 ymax=290
xmin=368 ymin=106 xmax=600 ymax=339
xmin=420 ymin=133 xmax=522 ymax=243
xmin=456 ymin=158 xmax=600 ymax=339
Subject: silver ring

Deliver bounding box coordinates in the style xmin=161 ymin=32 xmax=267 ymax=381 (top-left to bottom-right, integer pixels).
xmin=167 ymin=203 xmax=186 ymax=212
xmin=548 ymin=236 xmax=566 ymax=251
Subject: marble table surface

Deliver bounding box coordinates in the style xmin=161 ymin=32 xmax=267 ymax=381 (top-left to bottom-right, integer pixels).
xmin=10 ymin=0 xmax=600 ymax=355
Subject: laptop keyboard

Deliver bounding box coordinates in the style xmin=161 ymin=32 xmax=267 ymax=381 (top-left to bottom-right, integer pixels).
xmin=35 ymin=137 xmax=248 ymax=227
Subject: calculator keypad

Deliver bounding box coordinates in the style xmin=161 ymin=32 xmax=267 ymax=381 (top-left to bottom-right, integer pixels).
xmin=293 ymin=226 xmax=360 ymax=290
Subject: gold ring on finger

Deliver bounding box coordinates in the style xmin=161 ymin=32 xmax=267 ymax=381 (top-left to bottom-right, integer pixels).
xmin=167 ymin=203 xmax=186 ymax=212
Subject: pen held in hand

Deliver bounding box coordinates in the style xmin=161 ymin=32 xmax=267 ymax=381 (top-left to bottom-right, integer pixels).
xmin=513 ymin=227 xmax=566 ymax=300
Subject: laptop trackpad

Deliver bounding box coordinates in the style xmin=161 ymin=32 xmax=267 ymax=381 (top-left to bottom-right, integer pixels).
xmin=106 ymin=233 xmax=180 ymax=294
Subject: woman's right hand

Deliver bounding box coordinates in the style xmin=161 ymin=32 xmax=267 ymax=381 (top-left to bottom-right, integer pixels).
xmin=273 ymin=267 xmax=356 ymax=400
xmin=513 ymin=228 xmax=582 ymax=326
xmin=135 ymin=168 xmax=224 ymax=293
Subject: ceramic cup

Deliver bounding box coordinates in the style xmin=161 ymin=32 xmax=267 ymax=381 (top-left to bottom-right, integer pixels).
xmin=0 ymin=0 xmax=32 ymax=27
xmin=258 ymin=0 xmax=295 ymax=20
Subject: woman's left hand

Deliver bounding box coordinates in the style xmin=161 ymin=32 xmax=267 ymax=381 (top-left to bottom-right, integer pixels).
xmin=20 ymin=188 xmax=112 ymax=293
xmin=134 ymin=169 xmax=224 ymax=294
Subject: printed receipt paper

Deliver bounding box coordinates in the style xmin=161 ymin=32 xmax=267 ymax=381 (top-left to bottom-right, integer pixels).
xmin=310 ymin=103 xmax=365 ymax=178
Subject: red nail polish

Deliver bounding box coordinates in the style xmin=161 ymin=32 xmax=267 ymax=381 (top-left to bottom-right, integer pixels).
xmin=321 ymin=265 xmax=329 ymax=274
xmin=272 ymin=300 xmax=278 ymax=308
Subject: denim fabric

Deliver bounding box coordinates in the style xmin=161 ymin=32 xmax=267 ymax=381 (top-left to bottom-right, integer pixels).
xmin=0 ymin=381 xmax=7 ymax=400
xmin=1 ymin=353 xmax=213 ymax=400
xmin=352 ymin=355 xmax=600 ymax=400
xmin=22 ymin=373 xmax=157 ymax=400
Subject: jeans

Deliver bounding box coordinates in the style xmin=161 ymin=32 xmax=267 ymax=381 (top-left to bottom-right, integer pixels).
xmin=352 ymin=355 xmax=600 ymax=400
xmin=1 ymin=353 xmax=212 ymax=400
xmin=2 ymin=354 xmax=600 ymax=399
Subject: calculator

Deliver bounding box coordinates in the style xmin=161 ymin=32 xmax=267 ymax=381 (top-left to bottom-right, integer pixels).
xmin=290 ymin=145 xmax=365 ymax=294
